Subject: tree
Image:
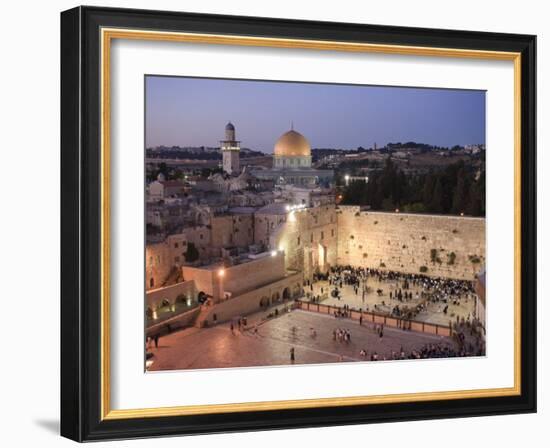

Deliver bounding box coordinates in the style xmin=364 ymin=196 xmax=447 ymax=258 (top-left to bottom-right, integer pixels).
xmin=184 ymin=242 xmax=200 ymax=263
xmin=429 ymin=178 xmax=444 ymax=213
xmin=338 ymin=160 xmax=485 ymax=217
xmin=451 ymin=169 xmax=469 ymax=214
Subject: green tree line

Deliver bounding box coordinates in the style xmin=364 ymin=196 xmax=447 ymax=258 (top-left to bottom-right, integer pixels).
xmin=341 ymin=158 xmax=485 ymax=216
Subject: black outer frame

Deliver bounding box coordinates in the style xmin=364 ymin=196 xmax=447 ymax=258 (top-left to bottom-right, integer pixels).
xmin=60 ymin=6 xmax=537 ymax=442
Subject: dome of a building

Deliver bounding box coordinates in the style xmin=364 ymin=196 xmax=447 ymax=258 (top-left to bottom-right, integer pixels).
xmin=225 ymin=122 xmax=235 ymax=131
xmin=274 ymin=129 xmax=311 ymax=157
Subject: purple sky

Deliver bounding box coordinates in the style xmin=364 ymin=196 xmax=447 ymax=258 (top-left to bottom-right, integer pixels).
xmin=145 ymin=76 xmax=485 ymax=152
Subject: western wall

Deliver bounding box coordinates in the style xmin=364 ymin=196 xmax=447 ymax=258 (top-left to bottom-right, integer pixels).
xmin=336 ymin=206 xmax=486 ymax=280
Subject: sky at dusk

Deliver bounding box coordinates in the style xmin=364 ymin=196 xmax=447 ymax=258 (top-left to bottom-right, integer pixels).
xmin=145 ymin=76 xmax=485 ymax=152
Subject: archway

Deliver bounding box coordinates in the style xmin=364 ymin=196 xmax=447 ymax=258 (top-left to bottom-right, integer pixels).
xmin=318 ymin=243 xmax=327 ymax=271
xmin=197 ymin=291 xmax=208 ymax=304
xmin=282 ymin=287 xmax=291 ymax=300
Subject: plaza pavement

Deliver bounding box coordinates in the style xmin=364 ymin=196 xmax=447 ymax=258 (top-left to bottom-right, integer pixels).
xmin=311 ymin=278 xmax=476 ymax=327
xmin=147 ymin=308 xmax=458 ymax=372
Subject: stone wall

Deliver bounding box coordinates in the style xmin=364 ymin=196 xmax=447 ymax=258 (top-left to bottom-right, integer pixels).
xmin=336 ymin=207 xmax=485 ymax=280
xmin=181 ymin=266 xmax=217 ymax=297
xmin=145 ymin=241 xmax=172 ymax=290
xmin=210 ymin=214 xmax=254 ymax=248
xmin=182 ymin=253 xmax=286 ymax=300
xmin=267 ymin=205 xmax=338 ymax=280
xmin=146 ymin=280 xmax=197 ymax=310
xmin=198 ymin=272 xmax=303 ymax=326
xmin=221 ymin=253 xmax=286 ymax=297
xmin=146 ymin=307 xmax=200 ymax=337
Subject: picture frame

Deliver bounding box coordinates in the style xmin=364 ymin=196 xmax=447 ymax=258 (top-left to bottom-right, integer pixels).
xmin=60 ymin=6 xmax=536 ymax=441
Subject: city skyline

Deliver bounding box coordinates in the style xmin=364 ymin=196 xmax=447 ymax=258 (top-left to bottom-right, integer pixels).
xmin=145 ymin=76 xmax=486 ymax=152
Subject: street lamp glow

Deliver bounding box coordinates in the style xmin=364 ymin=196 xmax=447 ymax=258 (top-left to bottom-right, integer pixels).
xmin=218 ymin=268 xmax=225 ymax=278
xmin=271 ymin=250 xmax=277 ymax=257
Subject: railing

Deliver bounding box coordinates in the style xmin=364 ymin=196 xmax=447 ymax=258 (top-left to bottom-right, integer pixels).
xmin=295 ymin=300 xmax=452 ymax=337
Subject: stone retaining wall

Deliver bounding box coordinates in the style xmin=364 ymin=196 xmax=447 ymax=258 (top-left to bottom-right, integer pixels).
xmin=336 ymin=207 xmax=485 ymax=280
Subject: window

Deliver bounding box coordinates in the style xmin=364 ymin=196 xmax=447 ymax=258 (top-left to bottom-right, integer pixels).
xmin=310 ymin=233 xmax=313 ymax=243
xmin=331 ymin=228 xmax=335 ymax=237
xmin=174 ymin=242 xmax=179 ymax=248
xmin=321 ymin=231 xmax=324 ymax=240
xmin=149 ymin=277 xmax=154 ymax=288
xmin=175 ymin=256 xmax=180 ymax=263
xmin=297 ymin=236 xmax=301 ymax=246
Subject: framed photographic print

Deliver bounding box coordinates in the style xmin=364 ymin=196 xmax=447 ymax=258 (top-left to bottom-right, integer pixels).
xmin=60 ymin=6 xmax=536 ymax=441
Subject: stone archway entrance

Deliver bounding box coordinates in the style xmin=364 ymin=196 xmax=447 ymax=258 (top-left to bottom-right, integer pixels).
xmin=318 ymin=243 xmax=327 ymax=271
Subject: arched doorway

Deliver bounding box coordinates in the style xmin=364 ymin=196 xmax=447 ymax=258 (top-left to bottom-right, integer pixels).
xmin=197 ymin=291 xmax=208 ymax=304
xmin=282 ymin=287 xmax=291 ymax=300
xmin=318 ymin=243 xmax=327 ymax=271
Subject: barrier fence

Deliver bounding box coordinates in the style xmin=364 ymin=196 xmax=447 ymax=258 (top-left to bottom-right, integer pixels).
xmin=296 ymin=300 xmax=452 ymax=337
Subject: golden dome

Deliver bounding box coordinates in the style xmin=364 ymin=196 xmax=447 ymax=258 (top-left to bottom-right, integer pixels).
xmin=274 ymin=130 xmax=311 ymax=157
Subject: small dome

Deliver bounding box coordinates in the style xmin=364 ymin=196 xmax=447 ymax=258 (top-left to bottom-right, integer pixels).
xmin=274 ymin=129 xmax=311 ymax=157
xmin=225 ymin=122 xmax=235 ymax=131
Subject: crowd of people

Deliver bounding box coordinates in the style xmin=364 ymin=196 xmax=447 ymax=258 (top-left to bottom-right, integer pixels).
xmin=356 ymin=341 xmax=480 ymax=362
xmin=311 ymin=265 xmax=478 ymax=321
xmin=332 ymin=327 xmax=352 ymax=343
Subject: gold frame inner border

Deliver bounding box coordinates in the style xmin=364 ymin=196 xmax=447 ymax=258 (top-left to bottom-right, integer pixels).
xmin=100 ymin=27 xmax=522 ymax=421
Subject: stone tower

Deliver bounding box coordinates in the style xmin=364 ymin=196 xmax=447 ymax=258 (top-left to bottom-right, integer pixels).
xmin=220 ymin=122 xmax=240 ymax=175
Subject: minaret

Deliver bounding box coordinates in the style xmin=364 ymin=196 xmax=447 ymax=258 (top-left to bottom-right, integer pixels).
xmin=220 ymin=122 xmax=240 ymax=175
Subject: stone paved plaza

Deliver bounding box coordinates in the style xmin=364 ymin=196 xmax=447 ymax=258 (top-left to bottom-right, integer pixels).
xmin=148 ymin=309 xmax=457 ymax=371
xmin=311 ymin=278 xmax=476 ymax=327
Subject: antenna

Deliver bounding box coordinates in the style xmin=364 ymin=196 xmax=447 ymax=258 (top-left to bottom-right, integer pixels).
xmin=291 ymin=120 xmax=294 ymax=130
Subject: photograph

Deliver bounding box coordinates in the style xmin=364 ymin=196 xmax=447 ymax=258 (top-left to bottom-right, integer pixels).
xmin=55 ymin=4 xmax=538 ymax=442
xmin=144 ymin=76 xmax=487 ymax=372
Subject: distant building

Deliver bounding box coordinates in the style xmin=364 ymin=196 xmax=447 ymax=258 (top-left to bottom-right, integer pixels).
xmin=251 ymin=127 xmax=334 ymax=187
xmin=149 ymin=173 xmax=187 ymax=199
xmin=220 ymin=122 xmax=240 ymax=175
